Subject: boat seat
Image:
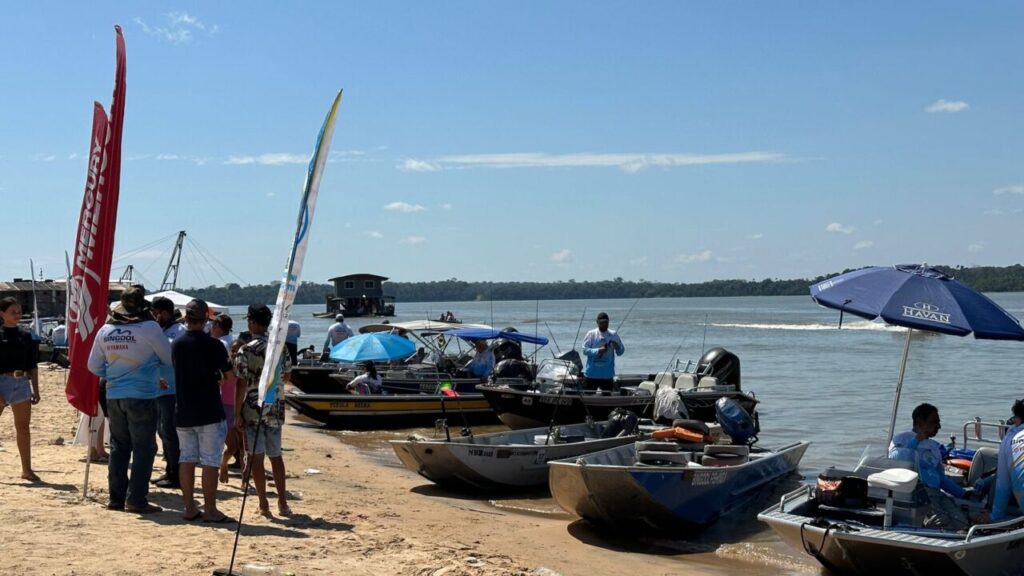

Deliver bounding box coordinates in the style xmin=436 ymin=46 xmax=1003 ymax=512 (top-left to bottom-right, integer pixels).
xmin=653 ymin=372 xmax=675 ymax=390
xmin=674 ymin=374 xmax=697 ymax=390
xmin=696 ymin=376 xmax=718 ymax=390
xmin=637 ymin=450 xmax=691 ymax=465
xmin=967 ymin=447 xmax=999 ymax=487
xmin=868 ymin=469 xmax=919 ymax=530
xmin=703 ymin=444 xmax=749 ymax=466
xmin=637 ymin=381 xmax=656 ymax=395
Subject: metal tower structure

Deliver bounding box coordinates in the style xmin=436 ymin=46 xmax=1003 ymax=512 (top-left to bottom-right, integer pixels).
xmin=160 ymin=230 xmax=187 ymax=291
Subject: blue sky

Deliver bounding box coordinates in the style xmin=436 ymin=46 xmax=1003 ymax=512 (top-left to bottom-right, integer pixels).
xmin=2 ymin=2 xmax=1022 ymax=288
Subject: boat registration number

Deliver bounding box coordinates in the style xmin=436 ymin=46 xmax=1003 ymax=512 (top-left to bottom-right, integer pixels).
xmin=538 ymin=397 xmax=572 ymax=406
xmin=691 ymin=470 xmax=728 ymax=486
xmin=328 ymin=401 xmax=370 ymax=408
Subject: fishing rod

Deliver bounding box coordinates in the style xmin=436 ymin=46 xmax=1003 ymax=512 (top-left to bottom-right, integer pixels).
xmin=700 ymin=313 xmax=709 ymax=359
xmin=614 ymin=297 xmax=642 ymax=334
xmin=570 ymin=307 xmax=587 ymax=352
xmin=544 ymin=322 xmax=561 ymax=356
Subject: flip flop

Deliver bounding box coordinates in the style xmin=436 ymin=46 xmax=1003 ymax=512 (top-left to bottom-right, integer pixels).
xmin=203 ymin=515 xmax=236 ymax=524
xmin=182 ymin=509 xmax=203 ymax=521
xmin=89 ymin=455 xmax=110 ymax=464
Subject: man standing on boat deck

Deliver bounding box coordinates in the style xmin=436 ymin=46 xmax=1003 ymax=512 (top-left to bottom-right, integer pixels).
xmin=889 ymin=403 xmax=969 ymax=529
xmin=581 ymin=312 xmax=625 ymax=391
xmin=983 ymin=400 xmax=1024 ymax=523
xmin=151 ymin=296 xmax=185 ymax=489
xmin=322 ymin=313 xmax=353 ymax=358
xmin=87 ymin=286 xmax=172 ymax=514
xmin=285 ymin=320 xmax=301 ymax=365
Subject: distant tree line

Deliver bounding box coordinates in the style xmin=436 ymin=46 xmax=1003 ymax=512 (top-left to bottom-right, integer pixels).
xmin=186 ymin=264 xmax=1024 ymax=306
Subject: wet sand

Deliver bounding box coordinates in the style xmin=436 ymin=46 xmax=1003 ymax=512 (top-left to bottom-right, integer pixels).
xmin=0 ymin=366 xmax=819 ymax=575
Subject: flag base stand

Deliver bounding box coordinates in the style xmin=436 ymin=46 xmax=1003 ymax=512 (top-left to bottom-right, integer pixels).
xmin=212 ymin=569 xmax=245 ymax=576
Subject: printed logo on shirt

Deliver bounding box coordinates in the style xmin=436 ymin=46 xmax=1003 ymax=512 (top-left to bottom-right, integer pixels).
xmin=104 ymin=328 xmax=137 ymax=350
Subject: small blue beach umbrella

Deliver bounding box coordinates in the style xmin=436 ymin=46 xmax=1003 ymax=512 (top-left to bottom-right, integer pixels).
xmin=811 ymin=263 xmax=1024 ymax=443
xmin=329 ymin=332 xmax=417 ymax=363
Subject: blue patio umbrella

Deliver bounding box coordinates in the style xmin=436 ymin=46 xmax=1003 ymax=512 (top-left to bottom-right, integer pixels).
xmin=329 ymin=333 xmax=417 ymax=363
xmin=811 ymin=263 xmax=1024 ymax=443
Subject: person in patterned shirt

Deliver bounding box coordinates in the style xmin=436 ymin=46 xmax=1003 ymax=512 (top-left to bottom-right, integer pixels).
xmin=234 ymin=304 xmax=292 ymax=517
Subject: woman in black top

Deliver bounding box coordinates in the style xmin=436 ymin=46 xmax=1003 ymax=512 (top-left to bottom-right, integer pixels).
xmin=0 ymin=297 xmax=40 ymax=481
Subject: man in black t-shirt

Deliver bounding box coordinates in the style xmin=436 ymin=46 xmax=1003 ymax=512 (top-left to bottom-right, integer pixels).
xmin=172 ymin=299 xmax=235 ymax=523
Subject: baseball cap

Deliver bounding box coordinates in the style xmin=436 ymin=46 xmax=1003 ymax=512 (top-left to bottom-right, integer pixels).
xmin=335 ymin=313 xmax=345 ymax=321
xmin=185 ymin=299 xmax=209 ymax=321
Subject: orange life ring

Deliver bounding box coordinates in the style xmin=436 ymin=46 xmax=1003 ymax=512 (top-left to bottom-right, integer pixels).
xmin=651 ymin=426 xmax=706 ymax=444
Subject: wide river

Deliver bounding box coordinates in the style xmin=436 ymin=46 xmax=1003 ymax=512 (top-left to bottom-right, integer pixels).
xmin=230 ymin=293 xmax=1024 ymax=574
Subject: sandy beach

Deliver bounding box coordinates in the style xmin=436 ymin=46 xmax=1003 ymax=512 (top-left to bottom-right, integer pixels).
xmin=0 ymin=366 xmax=814 ymax=576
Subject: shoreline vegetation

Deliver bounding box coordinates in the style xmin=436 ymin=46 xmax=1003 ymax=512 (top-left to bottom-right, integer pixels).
xmin=189 ymin=264 xmax=1024 ymax=306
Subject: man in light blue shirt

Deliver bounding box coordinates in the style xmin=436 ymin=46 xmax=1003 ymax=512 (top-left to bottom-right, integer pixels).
xmin=581 ymin=312 xmax=625 ymax=390
xmin=87 ymin=286 xmax=172 ymax=513
xmin=465 ymin=340 xmax=495 ymax=379
xmin=889 ymin=403 xmax=968 ymax=529
xmin=285 ymin=320 xmax=301 ymax=364
xmin=323 ymin=314 xmax=353 ymax=358
xmin=989 ymin=400 xmax=1024 ymax=522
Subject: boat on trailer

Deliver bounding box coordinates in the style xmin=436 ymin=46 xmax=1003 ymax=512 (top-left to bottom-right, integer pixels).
xmin=758 ymin=418 xmax=1024 ymax=576
xmin=390 ymin=416 xmax=651 ymax=491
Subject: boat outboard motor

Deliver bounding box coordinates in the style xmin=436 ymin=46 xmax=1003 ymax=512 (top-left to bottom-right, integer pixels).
xmin=493 ymin=358 xmax=534 ymax=381
xmin=696 ymin=347 xmax=741 ymax=389
xmin=715 ymin=397 xmax=757 ymax=445
xmin=493 ymin=338 xmax=524 ymax=362
xmin=601 ymin=408 xmax=640 ymax=438
xmin=555 ymin=349 xmax=583 ymax=373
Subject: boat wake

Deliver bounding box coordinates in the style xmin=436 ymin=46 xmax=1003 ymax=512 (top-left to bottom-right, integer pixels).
xmin=711 ymin=321 xmax=901 ymax=332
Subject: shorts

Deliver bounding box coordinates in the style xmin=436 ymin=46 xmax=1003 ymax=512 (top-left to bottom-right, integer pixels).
xmin=0 ymin=374 xmax=32 ymax=406
xmin=177 ymin=420 xmax=228 ymax=467
xmin=246 ymin=423 xmax=283 ymax=457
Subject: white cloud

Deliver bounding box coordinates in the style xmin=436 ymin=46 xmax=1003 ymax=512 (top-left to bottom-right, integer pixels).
xmin=134 ymin=12 xmax=217 ymax=44
xmin=224 ymin=153 xmax=309 ymax=166
xmin=853 ymin=240 xmax=874 ymax=250
xmin=68 ymin=153 xmax=81 ymax=160
xmin=366 ymin=231 xmax=384 ymax=239
xmin=675 ymin=250 xmax=713 ymax=264
xmin=983 ymin=208 xmax=1004 ymax=216
xmin=400 ymin=236 xmax=426 ymax=245
xmin=400 ymin=151 xmax=787 ymax=173
xmin=265 ymin=192 xmax=275 ymax=197
xmin=926 ymin=99 xmax=969 ymax=113
xmin=550 ymin=249 xmax=573 ymax=263
xmin=826 ymin=222 xmax=856 ymax=235
xmin=384 ymin=201 xmax=426 ymax=213
xmin=746 ymin=233 xmax=764 ymax=240
xmin=399 ymin=159 xmax=440 ymax=172
xmin=993 ymin=185 xmax=1024 ymax=195
xmin=125 ymin=154 xmax=150 ymax=161
xmin=439 ymin=203 xmax=453 ymax=210
xmin=630 ymin=256 xmax=648 ymax=266
xmin=873 ymin=219 xmax=883 ymax=226
xmin=968 ymin=242 xmax=984 ymax=253
xmin=32 ymin=153 xmax=56 ymax=162
xmin=156 ymin=153 xmax=180 ymax=161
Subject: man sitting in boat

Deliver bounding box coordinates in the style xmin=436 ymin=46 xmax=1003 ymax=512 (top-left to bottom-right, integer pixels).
xmin=889 ymin=402 xmax=969 ymax=529
xmin=983 ymin=399 xmax=1024 ymax=523
xmin=463 ymin=340 xmax=495 ymax=379
xmin=346 ymin=362 xmax=383 ymax=395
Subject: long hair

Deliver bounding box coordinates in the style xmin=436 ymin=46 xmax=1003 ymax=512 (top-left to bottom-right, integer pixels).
xmin=364 ymin=361 xmax=378 ymax=380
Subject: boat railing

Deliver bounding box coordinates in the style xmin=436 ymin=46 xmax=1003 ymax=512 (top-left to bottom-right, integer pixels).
xmin=964 ymin=515 xmax=1024 ymax=542
xmin=777 ymin=484 xmax=812 ymax=513
xmin=958 ymin=417 xmax=1013 ymax=450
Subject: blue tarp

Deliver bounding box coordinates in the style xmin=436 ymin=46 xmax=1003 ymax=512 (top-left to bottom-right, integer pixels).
xmin=448 ymin=327 xmax=548 ymax=346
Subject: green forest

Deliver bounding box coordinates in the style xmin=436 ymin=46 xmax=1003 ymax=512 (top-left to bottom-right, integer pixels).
xmin=187 ymin=264 xmax=1024 ymax=306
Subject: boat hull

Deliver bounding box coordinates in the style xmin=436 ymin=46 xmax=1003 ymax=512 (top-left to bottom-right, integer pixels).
xmin=284 ymin=391 xmax=499 ymax=430
xmin=478 ymin=385 xmax=758 ymax=429
xmin=550 ymin=441 xmax=808 ymax=533
xmin=391 ymin=425 xmax=643 ymax=490
xmin=290 ymin=362 xmax=483 ymax=395
xmin=759 ymin=488 xmax=1024 ymax=576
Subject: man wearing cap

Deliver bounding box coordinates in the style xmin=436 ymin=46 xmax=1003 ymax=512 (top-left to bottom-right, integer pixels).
xmin=322 ymin=314 xmax=353 ymax=358
xmin=87 ymin=285 xmax=173 ymax=514
xmin=464 ymin=340 xmax=495 ymax=379
xmin=172 ymin=300 xmax=234 ymax=522
xmin=235 ymin=304 xmax=293 ymax=517
xmin=581 ymin=312 xmax=625 ymax=391
xmin=151 ymin=296 xmax=186 ymax=489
